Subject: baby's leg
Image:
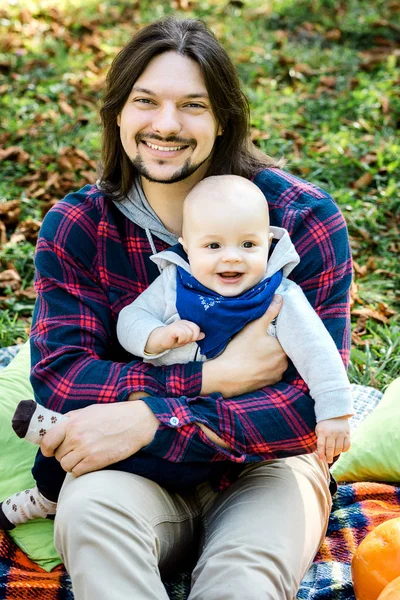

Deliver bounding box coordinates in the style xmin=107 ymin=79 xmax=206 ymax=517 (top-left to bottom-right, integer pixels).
xmin=0 ymin=401 xmax=66 ymax=530
xmin=0 ymin=485 xmax=57 ymax=530
xmin=12 ymin=399 xmax=67 ymax=444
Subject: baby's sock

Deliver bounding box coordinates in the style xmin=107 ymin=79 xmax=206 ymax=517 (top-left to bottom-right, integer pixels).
xmin=12 ymin=399 xmax=67 ymax=444
xmin=0 ymin=485 xmax=57 ymax=530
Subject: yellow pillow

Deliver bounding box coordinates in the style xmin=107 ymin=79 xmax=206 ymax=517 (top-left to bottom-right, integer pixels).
xmin=0 ymin=342 xmax=62 ymax=571
xmin=332 ymin=378 xmax=400 ymax=482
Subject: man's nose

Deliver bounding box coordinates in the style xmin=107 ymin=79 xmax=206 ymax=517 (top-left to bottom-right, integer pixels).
xmin=152 ymin=103 xmax=181 ymax=137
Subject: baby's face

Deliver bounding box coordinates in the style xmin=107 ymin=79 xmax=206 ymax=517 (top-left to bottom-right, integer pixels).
xmin=181 ymin=192 xmax=271 ymax=297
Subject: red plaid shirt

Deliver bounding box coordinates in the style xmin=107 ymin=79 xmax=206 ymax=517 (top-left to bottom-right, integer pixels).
xmin=30 ymin=168 xmax=352 ymax=489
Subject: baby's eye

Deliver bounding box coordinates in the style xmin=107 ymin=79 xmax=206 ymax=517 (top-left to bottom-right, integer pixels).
xmin=242 ymin=241 xmax=256 ymax=248
xmin=207 ymin=243 xmax=220 ymax=249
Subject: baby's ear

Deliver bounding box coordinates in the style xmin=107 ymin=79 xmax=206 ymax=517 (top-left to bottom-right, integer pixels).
xmin=178 ymin=236 xmax=187 ymax=251
xmin=268 ymin=232 xmax=274 ymax=246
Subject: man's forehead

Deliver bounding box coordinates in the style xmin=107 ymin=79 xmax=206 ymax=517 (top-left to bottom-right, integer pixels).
xmin=130 ymin=85 xmax=209 ymax=100
xmin=132 ymin=51 xmax=209 ymax=96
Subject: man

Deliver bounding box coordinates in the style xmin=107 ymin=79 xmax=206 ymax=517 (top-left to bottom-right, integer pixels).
xmin=30 ymin=17 xmax=351 ymax=599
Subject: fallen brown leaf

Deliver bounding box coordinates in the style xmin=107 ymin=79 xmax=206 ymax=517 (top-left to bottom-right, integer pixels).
xmin=324 ymin=29 xmax=341 ymax=41
xmin=0 ymin=200 xmax=21 ymax=226
xmin=80 ymin=170 xmax=97 ymax=184
xmin=360 ymin=153 xmax=378 ymax=166
xmin=15 ymin=287 xmax=36 ymax=300
xmin=319 ymin=76 xmax=337 ymax=88
xmin=380 ymin=95 xmax=390 ymax=114
xmin=60 ymin=101 xmax=75 ymax=117
xmin=351 ymin=307 xmax=390 ymax=324
xmin=375 ymin=269 xmax=398 ymax=279
xmin=0 ymin=146 xmax=30 ymax=164
xmin=352 ymin=172 xmax=373 ymax=189
xmin=8 ymin=233 xmax=26 ymax=245
xmin=0 ymin=269 xmax=21 ymax=291
xmin=350 ymin=280 xmax=364 ymax=308
xmin=377 ymin=302 xmax=397 ymax=318
xmin=0 ymin=221 xmax=6 ymax=249
xmin=351 ymin=331 xmax=367 ymax=346
xmin=353 ymin=261 xmax=368 ymax=277
xmin=15 ymin=219 xmax=42 ymax=244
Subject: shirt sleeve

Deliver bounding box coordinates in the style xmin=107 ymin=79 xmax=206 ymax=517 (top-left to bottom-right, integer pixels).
xmin=30 ymin=193 xmax=202 ymax=414
xmin=275 ymin=280 xmax=353 ymax=422
xmin=117 ymin=267 xmax=172 ymax=359
xmin=140 ymin=181 xmax=353 ymax=464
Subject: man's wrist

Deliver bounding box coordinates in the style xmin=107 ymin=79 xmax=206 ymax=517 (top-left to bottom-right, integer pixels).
xmin=133 ymin=400 xmax=160 ymax=448
xmin=201 ymin=358 xmax=226 ymax=396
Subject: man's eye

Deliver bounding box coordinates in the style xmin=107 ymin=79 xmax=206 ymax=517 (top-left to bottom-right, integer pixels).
xmin=242 ymin=242 xmax=255 ymax=248
xmin=207 ymin=243 xmax=220 ymax=249
xmin=185 ymin=103 xmax=206 ymax=109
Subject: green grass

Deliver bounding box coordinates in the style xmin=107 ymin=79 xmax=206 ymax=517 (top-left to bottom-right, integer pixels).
xmin=0 ymin=0 xmax=399 ymax=388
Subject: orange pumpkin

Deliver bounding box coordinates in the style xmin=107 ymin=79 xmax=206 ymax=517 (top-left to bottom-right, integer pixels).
xmin=377 ymin=575 xmax=400 ymax=600
xmin=352 ymin=517 xmax=400 ymax=600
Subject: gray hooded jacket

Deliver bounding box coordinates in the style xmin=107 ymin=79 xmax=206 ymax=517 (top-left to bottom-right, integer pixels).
xmin=117 ymin=226 xmax=353 ymax=423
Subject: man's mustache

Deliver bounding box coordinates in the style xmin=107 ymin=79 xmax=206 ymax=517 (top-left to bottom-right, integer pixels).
xmin=136 ymin=133 xmax=196 ymax=146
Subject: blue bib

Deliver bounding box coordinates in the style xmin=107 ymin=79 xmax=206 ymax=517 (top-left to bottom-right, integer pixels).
xmin=175 ymin=266 xmax=283 ymax=359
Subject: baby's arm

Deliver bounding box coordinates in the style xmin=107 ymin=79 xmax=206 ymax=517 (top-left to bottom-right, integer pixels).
xmin=275 ymin=281 xmax=353 ymax=461
xmin=117 ymin=265 xmax=176 ymax=358
xmin=146 ymin=321 xmax=204 ymax=355
xmin=117 ymin=265 xmax=204 ymax=359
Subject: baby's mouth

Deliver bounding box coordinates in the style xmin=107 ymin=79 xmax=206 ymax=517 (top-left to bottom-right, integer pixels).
xmin=217 ymin=272 xmax=243 ymax=282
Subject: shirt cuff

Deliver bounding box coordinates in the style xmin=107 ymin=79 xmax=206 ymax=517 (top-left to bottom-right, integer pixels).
xmin=143 ymin=395 xmax=196 ymax=428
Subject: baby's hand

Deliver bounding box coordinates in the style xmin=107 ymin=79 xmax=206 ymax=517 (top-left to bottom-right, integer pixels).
xmin=315 ymin=416 xmax=351 ymax=463
xmin=145 ymin=321 xmax=205 ymax=354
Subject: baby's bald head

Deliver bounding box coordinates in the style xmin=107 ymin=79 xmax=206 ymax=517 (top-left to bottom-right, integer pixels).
xmin=182 ymin=175 xmax=270 ymax=240
xmin=179 ymin=175 xmax=273 ymax=295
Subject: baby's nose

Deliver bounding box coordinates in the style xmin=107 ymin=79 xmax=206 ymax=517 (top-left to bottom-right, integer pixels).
xmin=221 ymin=249 xmax=241 ymax=262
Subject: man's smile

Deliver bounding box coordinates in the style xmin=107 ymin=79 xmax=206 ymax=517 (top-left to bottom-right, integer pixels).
xmin=142 ymin=141 xmax=189 ymax=152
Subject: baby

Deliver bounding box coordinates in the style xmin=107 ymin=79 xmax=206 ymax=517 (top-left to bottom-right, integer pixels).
xmin=0 ymin=175 xmax=352 ymax=531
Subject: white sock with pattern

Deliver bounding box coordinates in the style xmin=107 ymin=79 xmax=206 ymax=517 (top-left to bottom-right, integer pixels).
xmin=1 ymin=485 xmax=57 ymax=528
xmin=12 ymin=399 xmax=67 ymax=444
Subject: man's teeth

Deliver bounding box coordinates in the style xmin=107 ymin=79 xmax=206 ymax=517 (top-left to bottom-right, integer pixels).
xmin=145 ymin=141 xmax=184 ymax=152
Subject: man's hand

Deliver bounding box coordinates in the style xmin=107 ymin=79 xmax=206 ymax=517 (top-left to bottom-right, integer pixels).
xmin=145 ymin=321 xmax=205 ymax=354
xmin=40 ymin=400 xmax=159 ymax=477
xmin=315 ymin=416 xmax=351 ymax=463
xmin=201 ymin=295 xmax=288 ymax=397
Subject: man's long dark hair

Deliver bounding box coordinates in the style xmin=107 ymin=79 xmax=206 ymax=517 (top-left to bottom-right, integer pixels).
xmin=99 ymin=17 xmax=282 ymax=200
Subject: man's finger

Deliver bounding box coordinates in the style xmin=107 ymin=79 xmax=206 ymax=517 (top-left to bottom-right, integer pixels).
xmin=261 ymin=295 xmax=283 ymax=325
xmin=59 ymin=450 xmax=81 ymax=473
xmin=40 ymin=420 xmax=68 ymax=457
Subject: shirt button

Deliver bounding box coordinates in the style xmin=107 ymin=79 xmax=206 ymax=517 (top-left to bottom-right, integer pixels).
xmin=169 ymin=416 xmax=180 ymax=427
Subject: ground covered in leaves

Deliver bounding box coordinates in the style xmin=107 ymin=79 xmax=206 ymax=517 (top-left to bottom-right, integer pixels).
xmin=0 ymin=0 xmax=399 ymax=388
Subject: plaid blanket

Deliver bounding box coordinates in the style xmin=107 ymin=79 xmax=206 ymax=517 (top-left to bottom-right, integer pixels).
xmin=0 ymin=346 xmax=389 ymax=599
xmin=1 ymin=482 xmax=400 ymax=600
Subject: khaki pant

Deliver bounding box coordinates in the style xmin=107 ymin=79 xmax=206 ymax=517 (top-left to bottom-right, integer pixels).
xmin=54 ymin=453 xmax=331 ymax=600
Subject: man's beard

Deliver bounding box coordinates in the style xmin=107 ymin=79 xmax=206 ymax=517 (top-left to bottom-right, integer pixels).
xmin=130 ymin=154 xmax=210 ymax=184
